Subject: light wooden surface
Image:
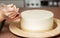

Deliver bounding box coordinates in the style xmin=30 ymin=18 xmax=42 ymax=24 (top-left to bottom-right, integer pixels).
xmin=9 ymin=18 xmax=60 ymax=38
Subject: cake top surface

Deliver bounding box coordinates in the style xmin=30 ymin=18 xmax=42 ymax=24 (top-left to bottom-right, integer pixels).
xmin=21 ymin=10 xmax=54 ymax=20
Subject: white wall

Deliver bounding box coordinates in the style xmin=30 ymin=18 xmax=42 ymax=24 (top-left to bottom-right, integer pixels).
xmin=0 ymin=0 xmax=24 ymax=7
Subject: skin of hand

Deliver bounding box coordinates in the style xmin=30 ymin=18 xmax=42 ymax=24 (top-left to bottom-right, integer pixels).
xmin=0 ymin=10 xmax=5 ymax=22
xmin=0 ymin=4 xmax=20 ymax=23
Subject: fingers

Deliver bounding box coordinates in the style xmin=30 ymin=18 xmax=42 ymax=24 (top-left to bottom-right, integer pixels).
xmin=0 ymin=4 xmax=20 ymax=21
xmin=8 ymin=12 xmax=18 ymax=19
xmin=13 ymin=14 xmax=20 ymax=20
xmin=6 ymin=4 xmax=17 ymax=12
xmin=7 ymin=4 xmax=14 ymax=8
xmin=2 ymin=4 xmax=19 ymax=13
xmin=16 ymin=8 xmax=19 ymax=12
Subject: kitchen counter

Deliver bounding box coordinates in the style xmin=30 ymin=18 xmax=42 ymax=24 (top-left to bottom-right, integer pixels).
xmin=0 ymin=7 xmax=60 ymax=38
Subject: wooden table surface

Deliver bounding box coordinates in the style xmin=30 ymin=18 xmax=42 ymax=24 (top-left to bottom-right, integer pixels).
xmin=0 ymin=7 xmax=60 ymax=38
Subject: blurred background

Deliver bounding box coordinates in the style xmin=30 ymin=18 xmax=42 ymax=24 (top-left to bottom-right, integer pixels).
xmin=0 ymin=0 xmax=60 ymax=8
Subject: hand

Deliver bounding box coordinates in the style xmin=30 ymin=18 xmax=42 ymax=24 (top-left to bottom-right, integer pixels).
xmin=0 ymin=10 xmax=5 ymax=22
xmin=1 ymin=4 xmax=20 ymax=23
xmin=5 ymin=12 xmax=20 ymax=23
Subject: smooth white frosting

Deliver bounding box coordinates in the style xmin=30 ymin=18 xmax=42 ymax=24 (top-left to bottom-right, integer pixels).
xmin=21 ymin=10 xmax=54 ymax=32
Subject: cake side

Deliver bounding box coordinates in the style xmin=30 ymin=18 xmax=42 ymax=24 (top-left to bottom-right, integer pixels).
xmin=21 ymin=17 xmax=53 ymax=32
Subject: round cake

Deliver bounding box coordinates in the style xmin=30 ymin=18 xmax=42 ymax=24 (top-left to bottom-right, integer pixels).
xmin=21 ymin=10 xmax=54 ymax=32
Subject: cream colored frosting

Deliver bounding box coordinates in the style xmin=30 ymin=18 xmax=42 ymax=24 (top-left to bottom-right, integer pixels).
xmin=21 ymin=10 xmax=54 ymax=32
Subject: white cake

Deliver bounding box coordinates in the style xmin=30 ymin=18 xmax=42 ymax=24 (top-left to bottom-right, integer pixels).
xmin=21 ymin=10 xmax=54 ymax=32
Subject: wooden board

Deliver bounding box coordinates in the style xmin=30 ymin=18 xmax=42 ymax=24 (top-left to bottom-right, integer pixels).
xmin=9 ymin=18 xmax=60 ymax=38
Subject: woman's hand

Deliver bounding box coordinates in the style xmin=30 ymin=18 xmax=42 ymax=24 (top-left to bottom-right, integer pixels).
xmin=1 ymin=4 xmax=20 ymax=23
xmin=0 ymin=10 xmax=5 ymax=22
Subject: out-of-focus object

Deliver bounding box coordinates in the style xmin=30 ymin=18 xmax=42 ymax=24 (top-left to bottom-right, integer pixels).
xmin=24 ymin=0 xmax=41 ymax=8
xmin=0 ymin=0 xmax=60 ymax=8
xmin=0 ymin=19 xmax=6 ymax=31
xmin=0 ymin=0 xmax=24 ymax=7
xmin=24 ymin=0 xmax=59 ymax=8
